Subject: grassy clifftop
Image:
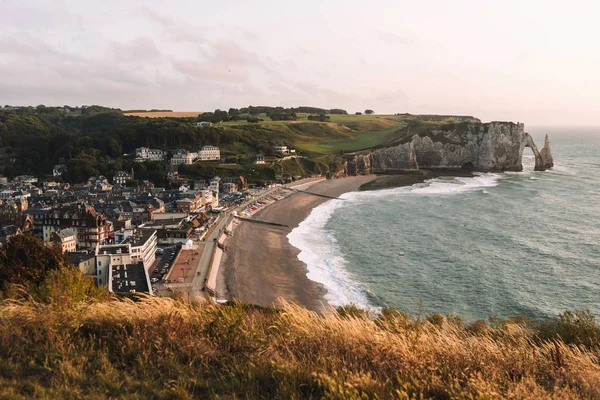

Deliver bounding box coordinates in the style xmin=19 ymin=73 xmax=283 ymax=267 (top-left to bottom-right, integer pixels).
xmin=1 ymin=294 xmax=599 ymax=399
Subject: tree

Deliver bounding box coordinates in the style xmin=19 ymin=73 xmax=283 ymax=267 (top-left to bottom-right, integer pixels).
xmin=364 ymin=109 xmax=374 ymax=115
xmin=355 ymin=112 xmax=362 ymax=115
xmin=0 ymin=235 xmax=70 ymax=291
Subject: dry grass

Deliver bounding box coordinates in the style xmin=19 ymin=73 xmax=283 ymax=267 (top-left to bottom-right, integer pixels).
xmin=0 ymin=296 xmax=599 ymax=399
xmin=123 ymin=111 xmax=202 ymax=118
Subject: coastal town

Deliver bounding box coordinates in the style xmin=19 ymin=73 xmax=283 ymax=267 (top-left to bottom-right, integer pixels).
xmin=0 ymin=141 xmax=315 ymax=302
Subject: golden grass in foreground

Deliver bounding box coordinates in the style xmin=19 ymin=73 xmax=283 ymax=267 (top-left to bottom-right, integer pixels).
xmin=123 ymin=111 xmax=202 ymax=118
xmin=0 ymin=296 xmax=599 ymax=399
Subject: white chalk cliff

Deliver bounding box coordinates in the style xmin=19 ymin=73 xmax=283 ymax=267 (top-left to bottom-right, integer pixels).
xmin=340 ymin=122 xmax=553 ymax=175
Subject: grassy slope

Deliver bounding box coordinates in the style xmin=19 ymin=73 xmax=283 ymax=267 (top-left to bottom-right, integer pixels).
xmin=1 ymin=297 xmax=599 ymax=399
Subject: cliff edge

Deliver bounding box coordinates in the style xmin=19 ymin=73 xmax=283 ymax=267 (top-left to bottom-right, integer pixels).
xmin=337 ymin=122 xmax=553 ymax=175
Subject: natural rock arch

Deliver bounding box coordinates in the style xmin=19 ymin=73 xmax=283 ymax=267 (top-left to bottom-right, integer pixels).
xmin=524 ymin=133 xmax=554 ymax=171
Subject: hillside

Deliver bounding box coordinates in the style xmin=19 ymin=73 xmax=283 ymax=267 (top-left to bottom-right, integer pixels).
xmin=1 ymin=295 xmax=599 ymax=399
xmin=0 ymin=106 xmax=480 ymax=185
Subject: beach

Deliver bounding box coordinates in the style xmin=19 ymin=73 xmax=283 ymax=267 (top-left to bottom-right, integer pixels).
xmin=219 ymin=174 xmax=448 ymax=310
xmin=217 ymin=173 xmax=463 ymax=310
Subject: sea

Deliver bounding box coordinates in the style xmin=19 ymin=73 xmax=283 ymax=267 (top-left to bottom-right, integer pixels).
xmin=288 ymin=127 xmax=600 ymax=320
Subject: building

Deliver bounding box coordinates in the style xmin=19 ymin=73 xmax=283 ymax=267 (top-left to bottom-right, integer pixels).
xmin=15 ymin=175 xmax=38 ymax=184
xmin=222 ymin=182 xmax=238 ymax=194
xmin=0 ymin=175 xmax=7 ymax=184
xmin=51 ymin=228 xmax=77 ymax=253
xmin=273 ymin=146 xmax=290 ymax=155
xmin=192 ymin=121 xmax=212 ymax=128
xmin=40 ymin=205 xmax=112 ymax=249
xmin=135 ymin=147 xmax=167 ymax=162
xmin=176 ymin=198 xmax=199 ymax=213
xmin=113 ymin=170 xmax=133 ymax=185
xmin=66 ymin=251 xmax=96 ymax=276
xmin=95 ymin=229 xmax=157 ymax=286
xmin=198 ymin=145 xmax=220 ymax=161
xmin=210 ymin=177 xmax=221 ymax=193
xmin=254 ymin=154 xmax=265 ymax=164
xmin=171 ymin=149 xmax=196 ymax=165
xmin=52 ymin=164 xmax=67 ymax=177
xmin=109 ymin=263 xmax=152 ymax=295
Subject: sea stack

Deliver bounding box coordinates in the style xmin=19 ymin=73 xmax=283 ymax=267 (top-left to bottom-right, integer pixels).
xmin=539 ymin=134 xmax=554 ymax=170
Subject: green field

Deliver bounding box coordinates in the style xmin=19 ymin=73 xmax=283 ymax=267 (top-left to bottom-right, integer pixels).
xmin=296 ymin=124 xmax=406 ymax=154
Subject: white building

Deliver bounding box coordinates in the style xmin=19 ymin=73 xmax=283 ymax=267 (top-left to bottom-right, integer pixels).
xmin=135 ymin=147 xmax=167 ymax=162
xmin=171 ymin=149 xmax=196 ymax=165
xmin=95 ymin=230 xmax=157 ymax=286
xmin=273 ymin=146 xmax=290 ymax=155
xmin=199 ymin=145 xmax=220 ymax=161
xmin=113 ymin=170 xmax=133 ymax=185
xmin=210 ymin=176 xmax=221 ymax=193
xmin=53 ymin=164 xmax=67 ymax=177
xmin=254 ymin=154 xmax=265 ymax=164
xmin=192 ymin=121 xmax=212 ymax=128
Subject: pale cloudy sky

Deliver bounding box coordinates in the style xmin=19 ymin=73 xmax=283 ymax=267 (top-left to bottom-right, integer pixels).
xmin=1 ymin=0 xmax=599 ymax=125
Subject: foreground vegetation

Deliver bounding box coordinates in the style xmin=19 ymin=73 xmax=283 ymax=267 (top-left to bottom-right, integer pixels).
xmin=0 ymin=238 xmax=599 ymax=399
xmin=1 ymin=295 xmax=600 ymax=399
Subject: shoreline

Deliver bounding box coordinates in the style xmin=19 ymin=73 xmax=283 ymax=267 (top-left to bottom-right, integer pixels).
xmin=216 ymin=172 xmax=473 ymax=310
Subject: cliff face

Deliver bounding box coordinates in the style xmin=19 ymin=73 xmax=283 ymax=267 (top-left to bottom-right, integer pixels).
xmin=339 ymin=122 xmax=553 ymax=175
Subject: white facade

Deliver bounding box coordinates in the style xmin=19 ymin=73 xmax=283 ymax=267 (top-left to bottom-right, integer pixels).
xmin=95 ymin=230 xmax=157 ymax=286
xmin=135 ymin=147 xmax=167 ymax=162
xmin=113 ymin=171 xmax=132 ymax=185
xmin=199 ymin=145 xmax=220 ymax=161
xmin=192 ymin=121 xmax=212 ymax=127
xmin=274 ymin=146 xmax=290 ymax=155
xmin=210 ymin=177 xmax=221 ymax=193
xmin=171 ymin=150 xmax=196 ymax=165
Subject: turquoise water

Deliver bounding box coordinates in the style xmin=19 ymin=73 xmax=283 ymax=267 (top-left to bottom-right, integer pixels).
xmin=288 ymin=128 xmax=600 ymax=320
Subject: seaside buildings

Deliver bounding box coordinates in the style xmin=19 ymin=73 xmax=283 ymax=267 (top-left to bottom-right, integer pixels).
xmin=171 ymin=149 xmax=197 ymax=165
xmin=199 ymin=145 xmax=220 ymax=161
xmin=37 ymin=204 xmax=111 ymax=249
xmin=50 ymin=228 xmax=77 ymax=253
xmin=135 ymin=147 xmax=167 ymax=162
xmin=113 ymin=170 xmax=134 ymax=185
xmin=95 ymin=229 xmax=157 ymax=287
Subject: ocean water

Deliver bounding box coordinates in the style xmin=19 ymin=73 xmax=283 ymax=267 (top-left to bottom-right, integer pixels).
xmin=288 ymin=128 xmax=600 ymax=320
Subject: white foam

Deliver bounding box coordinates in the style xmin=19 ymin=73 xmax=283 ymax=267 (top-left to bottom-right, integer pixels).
xmin=288 ymin=173 xmax=505 ymax=307
xmin=287 ymin=199 xmax=370 ymax=308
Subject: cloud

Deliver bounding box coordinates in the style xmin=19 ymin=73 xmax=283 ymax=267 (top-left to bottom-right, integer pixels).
xmin=111 ymin=36 xmax=162 ymax=62
xmin=138 ymin=6 xmax=204 ymax=44
xmin=378 ymin=30 xmax=414 ymax=46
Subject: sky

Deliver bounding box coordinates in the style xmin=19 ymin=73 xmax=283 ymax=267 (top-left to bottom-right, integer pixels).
xmin=1 ymin=0 xmax=599 ymax=125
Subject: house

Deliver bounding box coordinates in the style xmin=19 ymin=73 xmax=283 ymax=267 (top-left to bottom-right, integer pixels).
xmin=170 ymin=149 xmax=196 ymax=165
xmin=273 ymin=146 xmax=290 ymax=155
xmin=66 ymin=251 xmax=96 ymax=276
xmin=39 ymin=204 xmax=112 ymax=249
xmin=192 ymin=121 xmax=212 ymax=128
xmin=222 ymin=176 xmax=247 ymax=190
xmin=95 ymin=229 xmax=157 ymax=286
xmin=210 ymin=177 xmax=221 ymax=193
xmin=113 ymin=170 xmax=134 ymax=185
xmin=0 ymin=175 xmax=7 ymax=184
xmin=53 ymin=164 xmax=67 ymax=177
xmin=254 ymin=154 xmax=266 ymax=164
xmin=198 ymin=145 xmax=220 ymax=161
xmin=51 ymin=228 xmax=77 ymax=253
xmin=15 ymin=175 xmax=38 ymax=184
xmin=135 ymin=147 xmax=167 ymax=162
xmin=109 ymin=263 xmax=152 ymax=295
xmin=222 ymin=182 xmax=238 ymax=194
